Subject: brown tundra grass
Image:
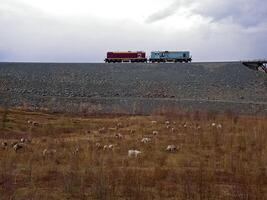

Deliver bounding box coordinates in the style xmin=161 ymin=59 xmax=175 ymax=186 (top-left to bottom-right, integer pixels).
xmin=0 ymin=108 xmax=267 ymax=199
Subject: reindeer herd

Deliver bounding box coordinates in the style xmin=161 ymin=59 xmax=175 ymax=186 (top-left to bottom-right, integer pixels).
xmin=0 ymin=117 xmax=223 ymax=160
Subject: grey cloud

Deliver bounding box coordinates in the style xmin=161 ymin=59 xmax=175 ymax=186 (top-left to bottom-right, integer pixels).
xmin=0 ymin=1 xmax=162 ymax=62
xmin=146 ymin=0 xmax=185 ymax=23
xmin=196 ymin=0 xmax=267 ymax=27
xmin=146 ymin=0 xmax=267 ymax=27
xmin=0 ymin=0 xmax=266 ymax=62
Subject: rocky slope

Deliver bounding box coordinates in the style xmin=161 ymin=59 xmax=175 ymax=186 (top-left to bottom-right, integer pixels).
xmin=0 ymin=62 xmax=266 ymax=114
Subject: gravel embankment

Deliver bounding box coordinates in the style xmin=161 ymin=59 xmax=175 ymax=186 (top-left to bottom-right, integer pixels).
xmin=0 ymin=62 xmax=266 ymax=114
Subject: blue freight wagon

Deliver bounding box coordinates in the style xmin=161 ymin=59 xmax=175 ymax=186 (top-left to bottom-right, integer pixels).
xmin=149 ymin=51 xmax=192 ymax=63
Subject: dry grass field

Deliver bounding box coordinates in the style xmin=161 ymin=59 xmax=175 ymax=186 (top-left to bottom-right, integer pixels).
xmin=0 ymin=107 xmax=267 ymax=199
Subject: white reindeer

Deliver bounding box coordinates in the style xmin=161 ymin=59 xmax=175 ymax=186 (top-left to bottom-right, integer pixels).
xmin=166 ymin=145 xmax=178 ymax=152
xmin=128 ymin=150 xmax=141 ymax=157
xmin=141 ymin=138 xmax=151 ymax=144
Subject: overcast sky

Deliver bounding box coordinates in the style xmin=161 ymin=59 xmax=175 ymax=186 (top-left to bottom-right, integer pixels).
xmin=0 ymin=0 xmax=267 ymax=62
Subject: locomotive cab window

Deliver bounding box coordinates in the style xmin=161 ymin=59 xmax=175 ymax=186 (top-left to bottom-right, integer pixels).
xmin=183 ymin=53 xmax=186 ymax=57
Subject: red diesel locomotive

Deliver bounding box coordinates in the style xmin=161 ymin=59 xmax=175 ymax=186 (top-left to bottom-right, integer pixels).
xmin=105 ymin=51 xmax=147 ymax=63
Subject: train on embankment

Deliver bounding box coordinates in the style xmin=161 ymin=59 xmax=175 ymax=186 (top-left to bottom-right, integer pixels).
xmin=104 ymin=51 xmax=192 ymax=63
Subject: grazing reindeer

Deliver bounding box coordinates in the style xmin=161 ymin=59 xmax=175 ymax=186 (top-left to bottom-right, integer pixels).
xmin=128 ymin=150 xmax=141 ymax=157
